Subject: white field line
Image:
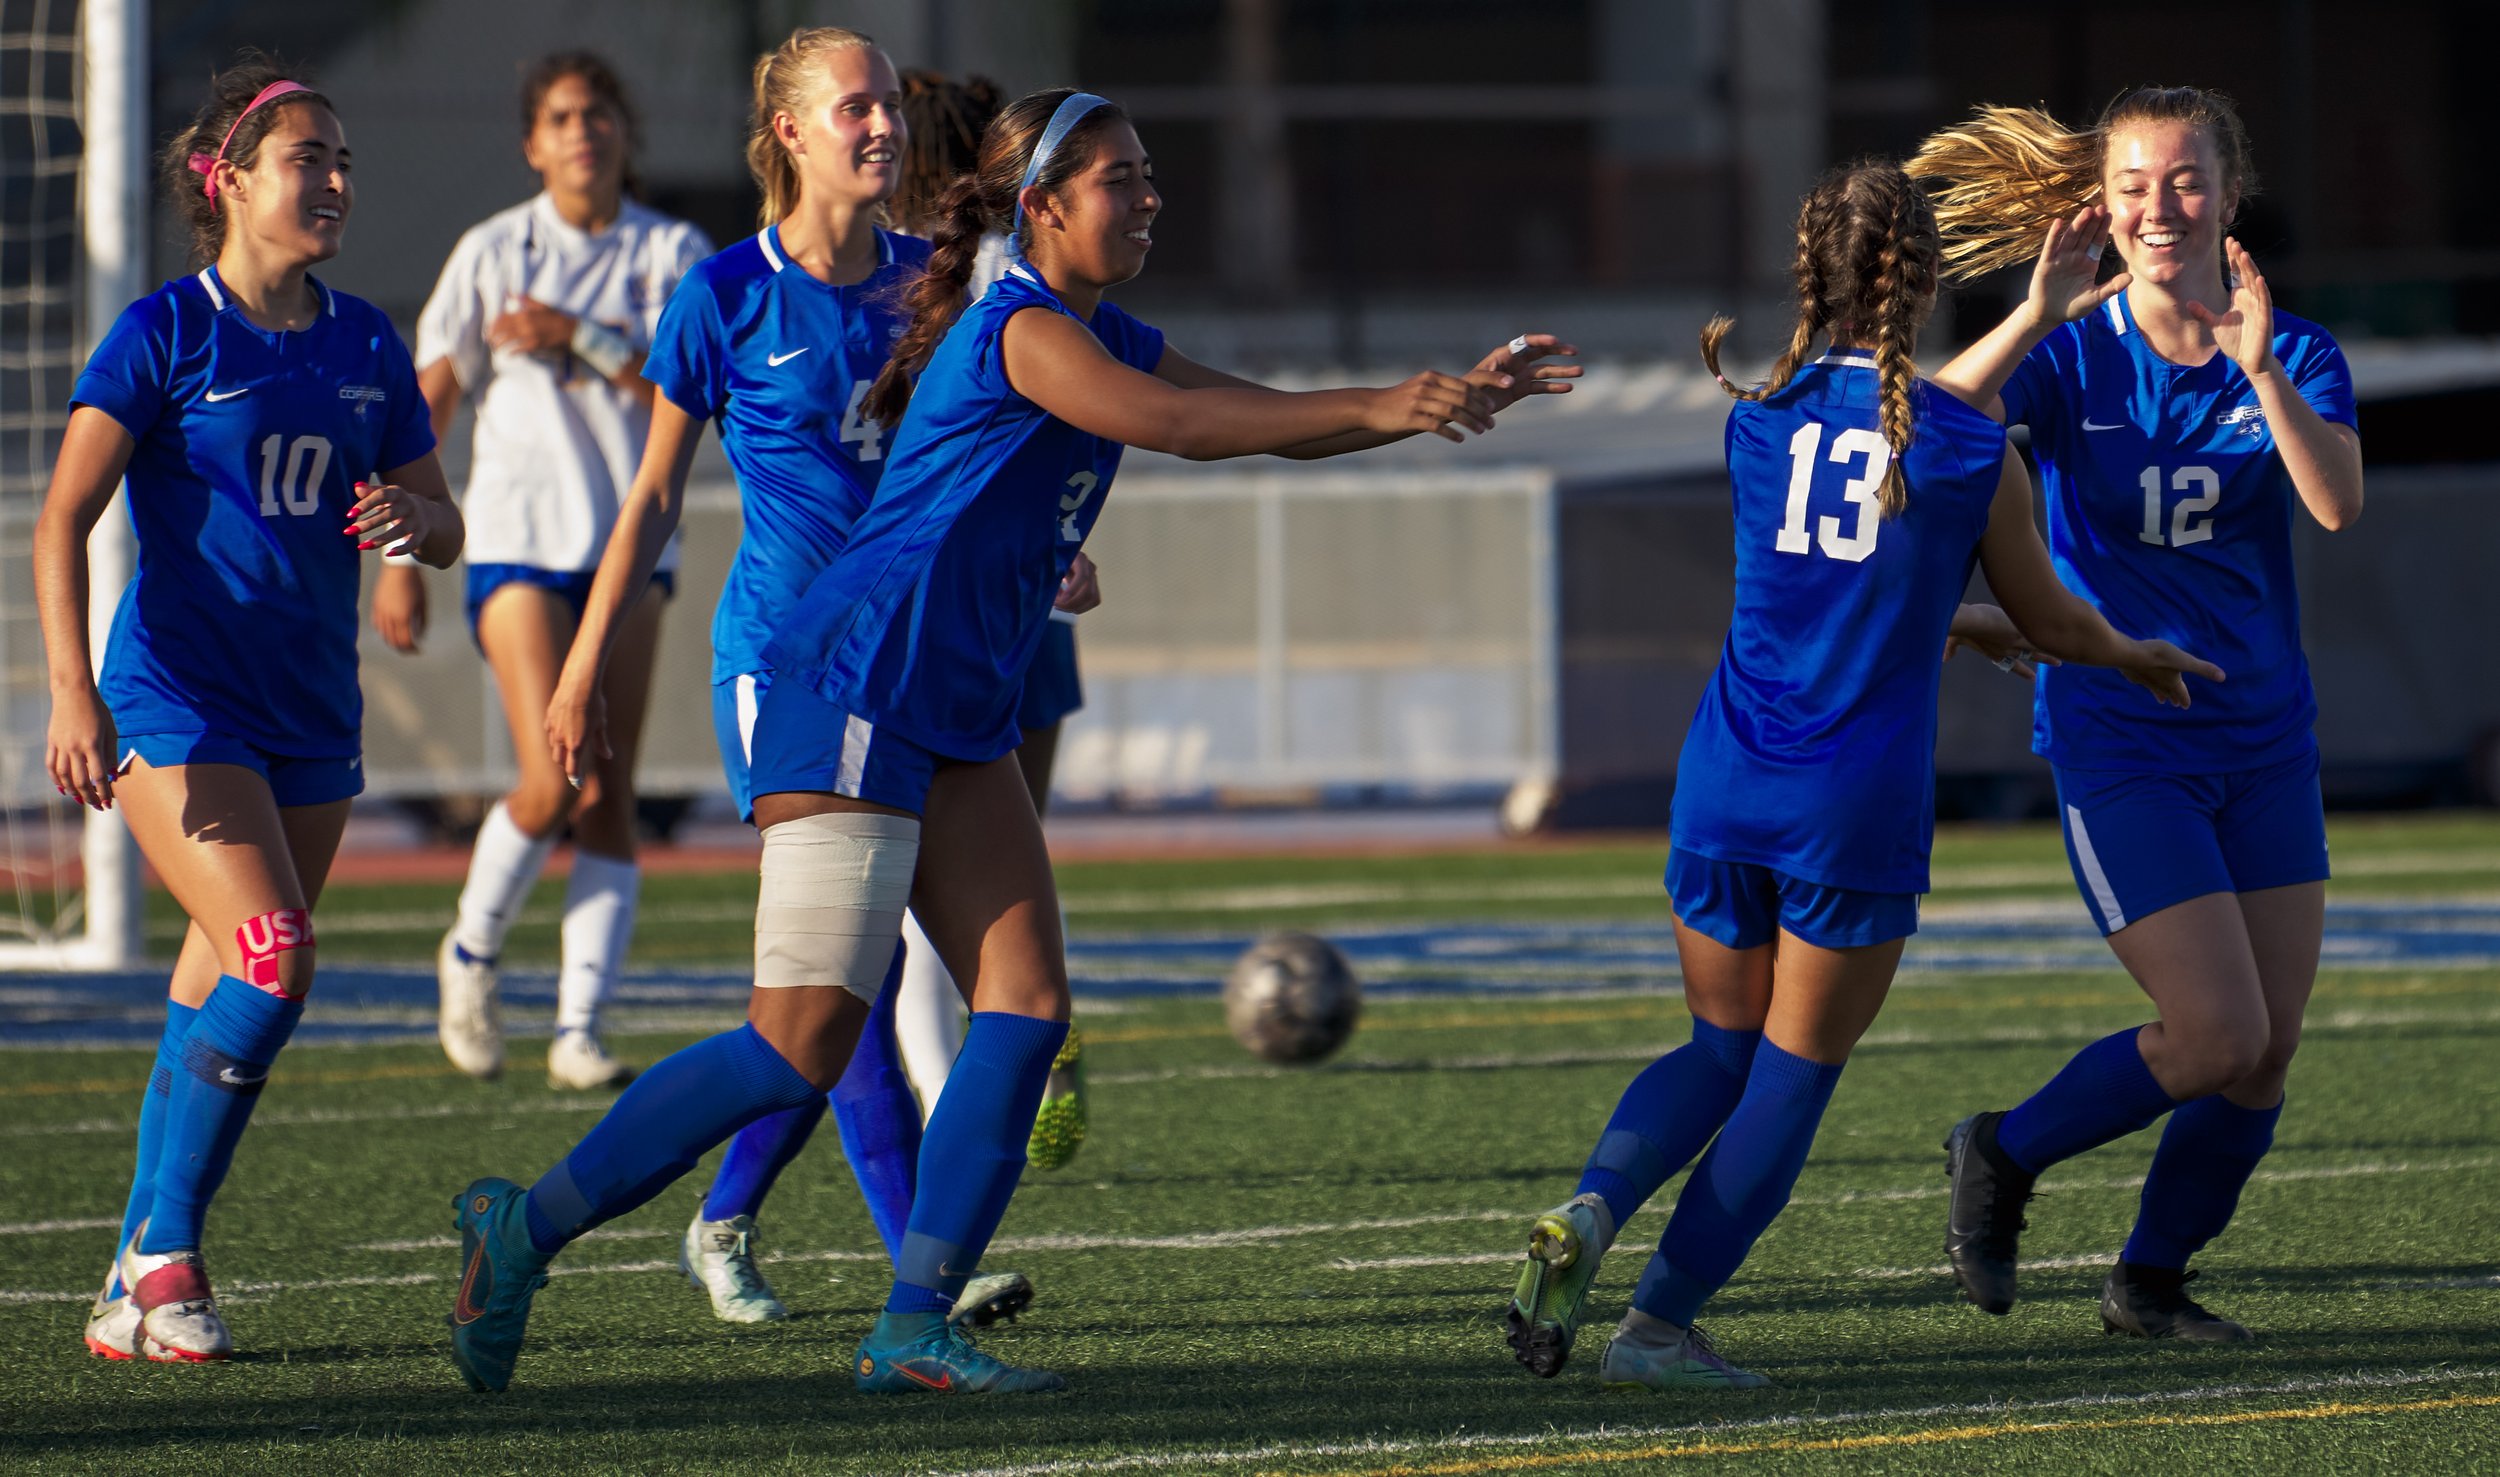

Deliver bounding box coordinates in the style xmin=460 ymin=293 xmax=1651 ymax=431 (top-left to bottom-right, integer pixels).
xmin=0 ymin=1216 xmax=117 ymax=1236
xmin=1858 ymin=1252 xmax=2117 ymax=1280
xmin=920 ymin=1366 xmax=2500 ymax=1477
xmin=2 ymin=1094 xmax=608 ymax=1139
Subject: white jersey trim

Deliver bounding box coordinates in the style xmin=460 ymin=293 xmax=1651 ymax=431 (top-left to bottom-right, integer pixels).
xmin=1818 ymin=351 xmax=1878 ymax=369
xmin=758 ymin=226 xmax=786 ymax=274
xmin=835 ymin=715 xmax=875 ymax=797
xmin=196 ymin=269 xmax=225 ymax=310
xmin=2106 ymin=297 xmax=2129 ymax=335
xmin=2065 ymin=804 xmax=2128 ymax=932
xmin=734 ymin=674 xmax=762 ymax=762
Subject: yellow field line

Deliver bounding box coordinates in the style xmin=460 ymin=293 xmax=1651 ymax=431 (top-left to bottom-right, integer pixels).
xmin=1302 ymin=1391 xmax=2500 ymax=1477
xmin=0 ymin=1061 xmax=466 ymax=1098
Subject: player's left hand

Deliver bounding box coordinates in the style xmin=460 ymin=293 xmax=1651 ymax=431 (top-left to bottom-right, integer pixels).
xmin=1943 ymin=602 xmax=2056 ymax=679
xmin=2119 ymin=638 xmax=2226 ymax=709
xmin=487 ymin=296 xmax=576 ymax=356
xmin=346 ymin=478 xmax=446 ymax=560
xmin=1056 ymin=550 xmax=1102 ymax=615
xmin=1468 ymin=334 xmax=1582 ymax=415
xmin=2184 ymin=239 xmax=2279 ymax=380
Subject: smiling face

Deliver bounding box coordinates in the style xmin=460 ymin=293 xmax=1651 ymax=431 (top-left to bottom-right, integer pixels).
xmin=1024 ymin=119 xmax=1159 ymax=289
xmin=775 ymin=44 xmax=906 ymax=211
xmin=222 ymin=102 xmax=352 ymax=265
xmin=522 ymin=72 xmax=626 ymax=203
xmin=2101 ymin=119 xmax=2235 ymax=292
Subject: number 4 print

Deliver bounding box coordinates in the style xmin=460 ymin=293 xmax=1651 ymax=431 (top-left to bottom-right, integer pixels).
xmin=2139 ymin=465 xmax=2220 ymax=547
xmin=255 ymin=433 xmax=332 ymax=516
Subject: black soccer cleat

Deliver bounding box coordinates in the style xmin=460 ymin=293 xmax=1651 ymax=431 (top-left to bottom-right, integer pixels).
xmin=1943 ymin=1112 xmax=2034 ymax=1315
xmin=2100 ymin=1262 xmax=2253 ymax=1342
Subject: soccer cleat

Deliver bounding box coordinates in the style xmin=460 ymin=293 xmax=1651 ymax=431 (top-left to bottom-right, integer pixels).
xmin=2100 ymin=1262 xmax=2254 ymax=1342
xmin=855 ymin=1310 xmax=1066 ymax=1394
xmin=1505 ymin=1194 xmax=1608 ymax=1378
xmin=447 ymin=1177 xmax=552 ymax=1393
xmin=83 ymin=1262 xmax=139 ymax=1360
xmin=119 ymin=1224 xmax=231 ymax=1362
xmin=680 ymin=1212 xmax=787 ymax=1324
xmin=1944 ymin=1112 xmax=2034 ymax=1315
xmin=1599 ymin=1322 xmax=1772 ymax=1391
xmin=437 ymin=931 xmax=505 ymax=1081
xmin=547 ymin=1028 xmax=634 ymax=1091
xmin=950 ymin=1269 xmax=1036 ymax=1329
xmin=1026 ymin=1025 xmax=1088 ymax=1170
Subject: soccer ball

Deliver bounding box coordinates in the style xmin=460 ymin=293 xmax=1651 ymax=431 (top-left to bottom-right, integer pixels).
xmin=1223 ymin=931 xmax=1361 ymax=1064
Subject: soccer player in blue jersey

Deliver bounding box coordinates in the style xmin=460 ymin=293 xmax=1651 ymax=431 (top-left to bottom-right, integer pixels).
xmin=451 ymin=84 xmax=1573 ymax=1396
xmin=1911 ymin=88 xmax=2365 ymax=1341
xmin=35 ymin=59 xmax=461 ymax=1362
xmin=1503 ymin=162 xmax=2220 ymax=1391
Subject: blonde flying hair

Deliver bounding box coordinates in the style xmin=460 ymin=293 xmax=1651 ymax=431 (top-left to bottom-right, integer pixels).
xmin=1699 ymin=161 xmax=1940 ymax=518
xmin=746 ymin=26 xmax=879 ymax=227
xmin=1906 ymin=85 xmax=2259 ymax=283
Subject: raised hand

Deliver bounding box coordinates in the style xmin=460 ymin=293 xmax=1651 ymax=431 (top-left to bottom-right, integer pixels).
xmin=1943 ymin=601 xmax=2058 ymax=679
xmin=1365 ymin=372 xmax=1496 ymax=443
xmin=2119 ymin=638 xmax=2226 ymax=709
xmin=1468 ymin=334 xmax=1583 ymax=415
xmin=346 ymin=478 xmax=444 ymax=558
xmin=2184 ymin=238 xmax=2278 ymax=379
xmin=2024 ymin=205 xmax=2130 ymax=331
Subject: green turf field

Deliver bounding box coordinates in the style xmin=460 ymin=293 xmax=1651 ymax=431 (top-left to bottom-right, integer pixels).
xmin=7 ymin=814 xmax=2500 ymax=1473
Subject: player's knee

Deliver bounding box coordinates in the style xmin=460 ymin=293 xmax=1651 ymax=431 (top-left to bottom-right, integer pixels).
xmin=504 ymin=781 xmax=576 ymax=837
xmin=2177 ymin=1019 xmax=2269 ymax=1096
xmin=236 ymin=907 xmax=315 ymax=1000
xmin=749 ymin=987 xmax=863 ymax=1090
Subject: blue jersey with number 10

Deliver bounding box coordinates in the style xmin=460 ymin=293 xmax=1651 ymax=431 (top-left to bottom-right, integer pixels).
xmin=2004 ymin=293 xmax=2355 ymax=773
xmin=644 ymin=225 xmax=931 ymax=683
xmin=764 ymin=262 xmax=1165 ymax=761
xmin=72 ymin=269 xmax=434 ymax=757
xmin=1671 ymin=357 xmax=2009 ymax=895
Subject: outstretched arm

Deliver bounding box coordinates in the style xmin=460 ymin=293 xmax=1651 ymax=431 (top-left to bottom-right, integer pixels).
xmin=1152 ymin=334 xmax=1580 ymax=460
xmin=1931 ymin=206 xmax=2130 ymax=420
xmin=2193 ymin=239 xmax=2364 ymax=531
xmin=1973 ymin=444 xmax=2222 ymax=707
xmin=1002 ymin=308 xmax=1494 ymax=462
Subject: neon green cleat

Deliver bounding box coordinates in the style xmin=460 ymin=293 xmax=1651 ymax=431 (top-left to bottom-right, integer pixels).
xmin=1026 ymin=1025 xmax=1088 ymax=1170
xmin=855 ymin=1310 xmax=1066 ymax=1395
xmin=1599 ymin=1322 xmax=1772 ymax=1391
xmin=1505 ymin=1193 xmax=1609 ymax=1378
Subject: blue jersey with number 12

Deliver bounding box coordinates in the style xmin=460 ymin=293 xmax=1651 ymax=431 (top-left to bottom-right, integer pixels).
xmin=1671 ymin=357 xmax=2008 ymax=895
xmin=72 ymin=269 xmax=434 ymax=757
xmin=764 ymin=262 xmax=1165 ymax=761
xmin=2004 ymin=293 xmax=2355 ymax=773
xmin=644 ymin=224 xmax=932 ymax=683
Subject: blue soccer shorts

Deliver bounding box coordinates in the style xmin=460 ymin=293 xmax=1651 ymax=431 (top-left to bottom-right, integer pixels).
xmin=1665 ymin=846 xmax=1921 ymax=952
xmin=2054 ymin=748 xmax=2330 ymax=935
xmin=745 ymin=673 xmax=942 ymax=817
xmin=117 ymin=730 xmax=364 ymax=807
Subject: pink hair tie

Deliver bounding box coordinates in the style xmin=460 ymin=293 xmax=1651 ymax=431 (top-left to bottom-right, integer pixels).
xmin=187 ymin=80 xmax=314 ymax=204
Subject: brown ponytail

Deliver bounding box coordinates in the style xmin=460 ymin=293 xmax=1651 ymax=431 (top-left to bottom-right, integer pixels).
xmin=860 ymin=87 xmax=1130 ymax=430
xmin=1699 ymin=161 xmax=1940 ymax=517
xmin=894 ymin=69 xmax=1004 ymax=236
xmin=745 ymin=26 xmax=878 ymax=228
xmin=1908 ymin=87 xmax=2259 ymax=284
xmin=158 ymin=53 xmax=331 ymax=267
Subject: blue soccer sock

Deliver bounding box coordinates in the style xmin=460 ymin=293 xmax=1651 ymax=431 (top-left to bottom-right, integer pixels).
xmin=830 ymin=962 xmax=922 ymax=1262
xmin=141 ymin=977 xmax=303 ymax=1253
xmin=1632 ymin=1040 xmax=1845 ymax=1329
xmin=1575 ymin=1018 xmax=1761 ymax=1235
xmin=117 ymin=998 xmax=200 ymax=1262
xmin=1993 ymin=1026 xmax=2180 ymax=1175
xmin=2121 ymin=1093 xmax=2282 ymax=1270
xmin=885 ymin=1011 xmax=1066 ymax=1316
xmin=700 ymin=1101 xmax=826 ymax=1224
xmin=525 ymin=1022 xmax=819 ymax=1255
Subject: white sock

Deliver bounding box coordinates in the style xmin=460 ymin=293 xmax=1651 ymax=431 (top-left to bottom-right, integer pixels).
xmin=452 ymin=801 xmax=556 ymax=960
xmin=556 ymin=852 xmax=639 ymax=1033
xmin=893 ymin=908 xmax=965 ymax=1124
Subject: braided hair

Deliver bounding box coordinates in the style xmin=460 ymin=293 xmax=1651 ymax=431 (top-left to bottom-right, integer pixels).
xmin=1700 ymin=161 xmax=1941 ymax=518
xmin=1907 ymin=85 xmax=2258 ymax=283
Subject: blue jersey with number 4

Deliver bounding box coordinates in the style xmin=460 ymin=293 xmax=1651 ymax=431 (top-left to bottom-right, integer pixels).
xmin=72 ymin=269 xmax=434 ymax=757
xmin=644 ymin=225 xmax=931 ymax=683
xmin=764 ymin=262 xmax=1165 ymax=761
xmin=2004 ymin=292 xmax=2355 ymax=773
xmin=1671 ymin=357 xmax=2009 ymax=895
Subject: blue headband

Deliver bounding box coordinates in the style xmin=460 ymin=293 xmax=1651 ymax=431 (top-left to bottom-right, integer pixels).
xmin=1013 ymin=91 xmax=1113 ymax=246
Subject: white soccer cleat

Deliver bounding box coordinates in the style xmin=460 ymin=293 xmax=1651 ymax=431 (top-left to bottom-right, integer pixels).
xmin=950 ymin=1269 xmax=1037 ymax=1328
xmin=437 ymin=930 xmax=505 ymax=1080
xmin=83 ymin=1262 xmax=139 ymax=1360
xmin=680 ymin=1213 xmax=788 ymax=1323
xmin=547 ymin=1028 xmax=634 ymax=1090
xmin=119 ymin=1226 xmax=232 ymax=1363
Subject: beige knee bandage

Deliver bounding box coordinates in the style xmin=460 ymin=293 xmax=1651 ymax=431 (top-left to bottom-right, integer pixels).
xmin=754 ymin=812 xmax=920 ymax=1000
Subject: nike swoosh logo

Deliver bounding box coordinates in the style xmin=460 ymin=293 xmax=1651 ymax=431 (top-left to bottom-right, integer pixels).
xmin=452 ymin=1240 xmax=488 ymax=1325
xmin=895 ymin=1362 xmax=953 ymax=1391
xmin=217 ymin=1067 xmax=267 ymax=1086
xmin=2083 ymin=419 xmax=2124 ymax=431
xmin=768 ymin=348 xmax=809 ymax=366
xmin=205 ymin=387 xmax=251 ymax=402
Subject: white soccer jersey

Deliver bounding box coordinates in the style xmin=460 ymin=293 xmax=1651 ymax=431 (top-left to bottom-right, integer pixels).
xmin=416 ymin=193 xmax=712 ymax=572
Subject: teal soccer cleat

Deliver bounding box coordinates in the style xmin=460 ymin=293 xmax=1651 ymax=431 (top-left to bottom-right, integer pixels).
xmin=447 ymin=1177 xmax=551 ymax=1393
xmin=855 ymin=1310 xmax=1066 ymax=1394
xmin=1506 ymin=1193 xmax=1610 ymax=1378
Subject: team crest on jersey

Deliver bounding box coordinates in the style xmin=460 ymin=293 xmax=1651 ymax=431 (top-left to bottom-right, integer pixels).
xmin=338 ymin=385 xmax=386 ymax=402
xmin=2216 ymin=403 xmax=2265 ymax=436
